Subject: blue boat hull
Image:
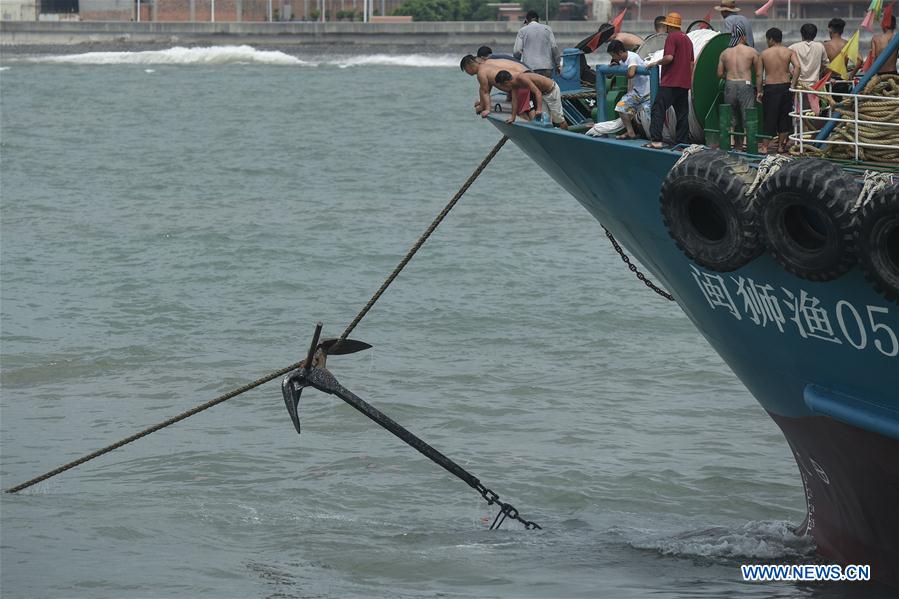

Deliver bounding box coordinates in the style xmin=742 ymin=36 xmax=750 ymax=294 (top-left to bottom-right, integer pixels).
xmin=491 ymin=118 xmax=899 ymax=582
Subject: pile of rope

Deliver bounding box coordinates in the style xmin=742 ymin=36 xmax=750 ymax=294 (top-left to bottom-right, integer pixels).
xmin=822 ymin=74 xmax=899 ymax=163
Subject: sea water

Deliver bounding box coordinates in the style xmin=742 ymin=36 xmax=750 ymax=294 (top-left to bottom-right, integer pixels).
xmin=0 ymin=46 xmax=886 ymax=598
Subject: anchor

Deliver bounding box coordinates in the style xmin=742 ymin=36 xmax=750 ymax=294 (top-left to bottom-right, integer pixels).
xmin=281 ymin=322 xmax=371 ymax=434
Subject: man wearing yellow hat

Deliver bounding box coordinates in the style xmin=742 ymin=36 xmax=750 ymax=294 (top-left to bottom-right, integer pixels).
xmin=645 ymin=12 xmax=694 ymax=148
xmin=716 ymin=0 xmax=755 ymax=47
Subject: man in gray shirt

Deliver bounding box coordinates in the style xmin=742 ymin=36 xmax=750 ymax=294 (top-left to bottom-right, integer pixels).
xmin=716 ymin=0 xmax=755 ymax=47
xmin=513 ymin=10 xmax=561 ymax=77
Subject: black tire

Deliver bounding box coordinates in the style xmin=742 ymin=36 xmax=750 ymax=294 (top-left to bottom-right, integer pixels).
xmin=659 ymin=149 xmax=761 ymax=271
xmin=857 ymin=184 xmax=899 ymax=304
xmin=758 ymin=159 xmax=860 ymax=281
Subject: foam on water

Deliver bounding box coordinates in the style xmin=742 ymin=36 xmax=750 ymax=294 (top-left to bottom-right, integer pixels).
xmin=627 ymin=520 xmax=816 ymax=561
xmin=33 ymin=45 xmax=309 ymax=66
xmin=328 ymin=54 xmax=459 ymax=68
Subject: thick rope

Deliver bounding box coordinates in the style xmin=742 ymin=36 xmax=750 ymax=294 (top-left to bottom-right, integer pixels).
xmin=799 ymin=74 xmax=899 ymax=163
xmin=335 ymin=136 xmax=509 ymax=347
xmin=5 ymin=362 xmax=303 ymax=494
xmin=7 ymin=136 xmax=509 ymax=494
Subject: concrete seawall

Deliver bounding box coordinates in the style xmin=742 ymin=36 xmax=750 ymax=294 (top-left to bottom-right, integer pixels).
xmin=0 ymin=18 xmax=867 ymax=49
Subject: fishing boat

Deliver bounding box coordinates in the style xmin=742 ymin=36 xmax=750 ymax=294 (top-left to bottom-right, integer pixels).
xmin=488 ymin=29 xmax=899 ymax=583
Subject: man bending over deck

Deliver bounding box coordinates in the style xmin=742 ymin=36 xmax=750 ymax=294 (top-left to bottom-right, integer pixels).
xmin=494 ymin=70 xmax=568 ymax=129
xmin=758 ymin=28 xmax=800 ymax=154
xmin=717 ymin=24 xmax=761 ymax=150
xmin=461 ymin=54 xmax=528 ymax=119
xmin=607 ymin=40 xmax=650 ymax=140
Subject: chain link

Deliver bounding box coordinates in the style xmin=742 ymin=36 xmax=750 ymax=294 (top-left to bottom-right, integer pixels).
xmin=603 ymin=226 xmax=675 ymax=302
xmin=475 ymin=482 xmax=542 ymax=530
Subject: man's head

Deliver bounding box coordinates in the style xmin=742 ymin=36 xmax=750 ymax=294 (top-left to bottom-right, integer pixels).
xmin=607 ymin=39 xmax=627 ymax=62
xmin=884 ymin=15 xmax=896 ymax=32
xmin=714 ymin=0 xmax=740 ymax=19
xmin=460 ymin=54 xmax=479 ymax=75
xmin=476 ymin=45 xmax=492 ymax=59
xmin=827 ymin=18 xmax=845 ymax=37
xmin=525 ymin=9 xmax=539 ymax=23
xmin=800 ymin=23 xmax=817 ymax=41
xmin=729 ymin=23 xmax=746 ymax=47
xmin=660 ymin=12 xmax=682 ymax=32
xmin=766 ymin=27 xmax=783 ymax=46
xmin=495 ymin=70 xmax=513 ymax=89
xmin=653 ymin=16 xmax=666 ymax=33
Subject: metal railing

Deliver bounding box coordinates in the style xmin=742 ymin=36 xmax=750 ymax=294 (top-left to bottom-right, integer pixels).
xmin=791 ymin=85 xmax=899 ymax=162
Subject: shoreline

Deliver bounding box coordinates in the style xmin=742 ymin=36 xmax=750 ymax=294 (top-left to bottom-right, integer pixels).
xmin=0 ymin=18 xmax=867 ymax=51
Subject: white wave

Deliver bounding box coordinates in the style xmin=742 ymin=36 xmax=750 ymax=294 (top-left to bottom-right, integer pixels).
xmin=33 ymin=45 xmax=309 ymax=66
xmin=144 ymin=68 xmax=155 ymax=73
xmin=328 ymin=54 xmax=458 ymax=68
xmin=628 ymin=520 xmax=815 ymax=560
xmin=0 ymin=67 xmax=10 ymax=71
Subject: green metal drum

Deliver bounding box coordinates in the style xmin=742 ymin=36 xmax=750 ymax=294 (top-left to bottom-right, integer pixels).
xmin=691 ymin=32 xmax=731 ymax=129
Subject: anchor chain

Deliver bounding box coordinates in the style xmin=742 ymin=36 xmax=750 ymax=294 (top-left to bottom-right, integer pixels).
xmin=603 ymin=226 xmax=675 ymax=302
xmin=282 ymin=327 xmax=540 ymax=531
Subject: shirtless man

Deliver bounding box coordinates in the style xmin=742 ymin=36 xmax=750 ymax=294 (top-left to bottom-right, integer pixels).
xmin=494 ymin=70 xmax=568 ymax=129
xmin=823 ymin=18 xmax=847 ymax=62
xmin=460 ymin=54 xmax=528 ymax=118
xmin=872 ymin=15 xmax=898 ymax=75
xmin=717 ymin=24 xmax=760 ymax=149
xmin=758 ymin=27 xmax=800 ymax=153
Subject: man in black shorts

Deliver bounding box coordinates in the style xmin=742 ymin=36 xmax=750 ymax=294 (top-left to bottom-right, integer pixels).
xmin=758 ymin=28 xmax=800 ymax=153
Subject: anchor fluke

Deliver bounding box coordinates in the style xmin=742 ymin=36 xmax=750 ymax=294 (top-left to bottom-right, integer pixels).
xmin=282 ymin=324 xmax=372 ymax=434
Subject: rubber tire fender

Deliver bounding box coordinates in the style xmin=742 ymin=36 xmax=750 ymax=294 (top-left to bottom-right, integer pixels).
xmin=659 ymin=149 xmax=761 ymax=272
xmin=856 ymin=183 xmax=899 ymax=305
xmin=758 ymin=158 xmax=860 ymax=282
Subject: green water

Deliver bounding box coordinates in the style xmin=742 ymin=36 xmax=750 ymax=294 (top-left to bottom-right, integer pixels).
xmin=1 ymin=48 xmax=877 ymax=598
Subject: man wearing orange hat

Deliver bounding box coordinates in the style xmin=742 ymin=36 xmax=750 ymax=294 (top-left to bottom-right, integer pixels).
xmin=645 ymin=12 xmax=694 ymax=148
xmin=716 ymin=0 xmax=755 ymax=47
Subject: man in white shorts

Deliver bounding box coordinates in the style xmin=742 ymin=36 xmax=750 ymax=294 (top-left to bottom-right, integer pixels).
xmin=494 ymin=70 xmax=568 ymax=128
xmin=607 ymin=39 xmax=650 ymax=139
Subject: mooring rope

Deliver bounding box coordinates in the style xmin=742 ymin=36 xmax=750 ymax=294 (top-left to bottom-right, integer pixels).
xmin=6 ymin=136 xmax=509 ymax=494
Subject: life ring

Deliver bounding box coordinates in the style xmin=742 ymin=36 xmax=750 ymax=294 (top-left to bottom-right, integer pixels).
xmin=856 ymin=183 xmax=899 ymax=304
xmin=758 ymin=159 xmax=860 ymax=281
xmin=659 ymin=149 xmax=762 ymax=271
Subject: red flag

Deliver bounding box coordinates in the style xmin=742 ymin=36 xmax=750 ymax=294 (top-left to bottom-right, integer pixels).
xmin=883 ymin=2 xmax=895 ymax=28
xmin=862 ymin=49 xmax=874 ymax=72
xmin=812 ymin=70 xmax=832 ymax=90
xmin=699 ymin=9 xmax=714 ymax=28
xmin=611 ymin=7 xmax=627 ymax=34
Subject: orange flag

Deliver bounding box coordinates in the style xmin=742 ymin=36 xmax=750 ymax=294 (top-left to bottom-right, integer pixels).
xmin=812 ymin=70 xmax=832 ymax=90
xmin=611 ymin=7 xmax=627 ymax=34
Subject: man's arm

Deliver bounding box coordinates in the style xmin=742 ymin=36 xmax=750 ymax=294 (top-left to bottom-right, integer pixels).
xmin=513 ymin=29 xmax=524 ymax=59
xmin=717 ymin=53 xmax=725 ymax=79
xmin=754 ymin=53 xmax=763 ymax=98
xmin=507 ymin=88 xmax=519 ymax=123
xmin=647 ymin=54 xmax=674 ymax=68
xmin=478 ymin=72 xmax=492 ymax=117
xmin=790 ymin=50 xmax=801 ymax=87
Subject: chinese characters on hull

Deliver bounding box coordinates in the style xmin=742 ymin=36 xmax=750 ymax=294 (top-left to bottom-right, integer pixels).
xmin=690 ymin=266 xmax=899 ymax=358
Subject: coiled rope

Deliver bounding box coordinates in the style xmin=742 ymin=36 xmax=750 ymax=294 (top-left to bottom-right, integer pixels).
xmin=7 ymin=136 xmax=510 ymax=494
xmin=802 ymin=74 xmax=899 ymax=163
